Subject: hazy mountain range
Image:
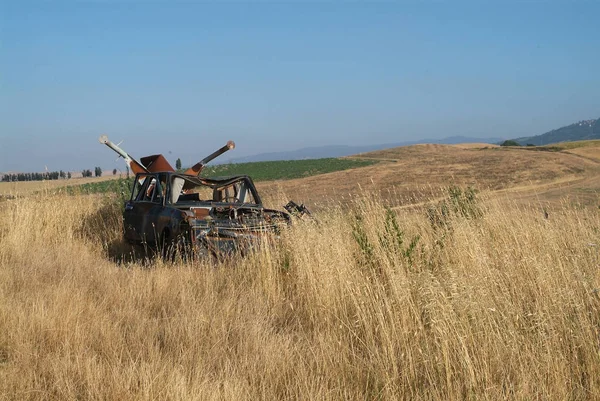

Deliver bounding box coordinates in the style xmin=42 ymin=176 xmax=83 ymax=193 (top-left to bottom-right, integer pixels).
xmin=228 ymin=116 xmax=600 ymax=163
xmin=512 ymin=118 xmax=600 ymax=146
xmin=227 ymin=136 xmax=504 ymax=163
xmin=3 ymin=117 xmax=599 ymax=176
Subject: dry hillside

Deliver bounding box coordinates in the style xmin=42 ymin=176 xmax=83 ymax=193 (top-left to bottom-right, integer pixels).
xmin=258 ymin=142 xmax=600 ymax=210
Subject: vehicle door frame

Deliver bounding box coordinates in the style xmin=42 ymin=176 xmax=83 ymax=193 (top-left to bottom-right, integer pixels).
xmin=124 ymin=173 xmax=167 ymax=244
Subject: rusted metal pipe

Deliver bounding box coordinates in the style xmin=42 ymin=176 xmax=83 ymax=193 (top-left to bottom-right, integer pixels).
xmin=99 ymin=135 xmax=149 ymax=174
xmin=185 ymin=140 xmax=235 ymax=176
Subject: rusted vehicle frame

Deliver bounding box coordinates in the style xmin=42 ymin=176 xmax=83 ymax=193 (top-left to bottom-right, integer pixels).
xmin=100 ymin=136 xmax=307 ymax=258
xmin=124 ymin=171 xmax=290 ymax=256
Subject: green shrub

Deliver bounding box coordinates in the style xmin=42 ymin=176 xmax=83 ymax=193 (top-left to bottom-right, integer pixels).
xmin=427 ymin=186 xmax=482 ymax=230
xmin=378 ymin=207 xmax=420 ymax=264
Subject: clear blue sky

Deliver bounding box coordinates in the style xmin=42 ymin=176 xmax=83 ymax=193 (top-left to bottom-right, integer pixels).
xmin=1 ymin=1 xmax=599 ymax=172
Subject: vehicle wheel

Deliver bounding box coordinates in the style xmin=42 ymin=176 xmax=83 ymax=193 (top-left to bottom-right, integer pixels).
xmin=193 ymin=236 xmax=220 ymax=262
xmin=160 ymin=230 xmax=189 ymax=262
xmin=158 ymin=230 xmax=172 ymax=261
xmin=172 ymin=234 xmax=190 ymax=262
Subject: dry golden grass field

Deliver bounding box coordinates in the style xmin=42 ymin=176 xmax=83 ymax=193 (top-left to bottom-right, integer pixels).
xmin=0 ymin=175 xmax=121 ymax=196
xmin=2 ymin=142 xmax=600 ymax=400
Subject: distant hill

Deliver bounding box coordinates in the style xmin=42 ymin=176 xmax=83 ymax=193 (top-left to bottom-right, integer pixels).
xmin=512 ymin=118 xmax=600 ymax=146
xmin=227 ymin=136 xmax=503 ymax=163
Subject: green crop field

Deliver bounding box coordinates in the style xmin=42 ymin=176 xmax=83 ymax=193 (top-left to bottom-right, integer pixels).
xmin=200 ymin=158 xmax=377 ymax=181
xmin=65 ymin=177 xmax=133 ymax=196
xmin=65 ymin=158 xmax=378 ymax=195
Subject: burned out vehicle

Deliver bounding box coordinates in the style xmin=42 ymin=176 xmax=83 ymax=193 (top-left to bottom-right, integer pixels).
xmin=99 ymin=136 xmax=308 ymax=256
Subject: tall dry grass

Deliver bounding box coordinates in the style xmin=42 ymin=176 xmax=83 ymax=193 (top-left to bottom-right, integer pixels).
xmin=0 ymin=190 xmax=599 ymax=400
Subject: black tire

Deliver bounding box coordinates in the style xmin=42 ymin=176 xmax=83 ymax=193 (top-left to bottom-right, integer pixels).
xmin=160 ymin=230 xmax=189 ymax=262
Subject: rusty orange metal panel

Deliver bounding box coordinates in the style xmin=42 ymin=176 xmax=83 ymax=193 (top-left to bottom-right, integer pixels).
xmin=140 ymin=154 xmax=175 ymax=173
xmin=192 ymin=208 xmax=210 ymax=219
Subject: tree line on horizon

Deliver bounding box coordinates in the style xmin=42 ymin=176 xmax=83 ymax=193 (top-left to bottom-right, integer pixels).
xmin=81 ymin=167 xmax=104 ymax=178
xmin=1 ymin=167 xmax=107 ymax=182
xmin=2 ymin=171 xmax=71 ymax=182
